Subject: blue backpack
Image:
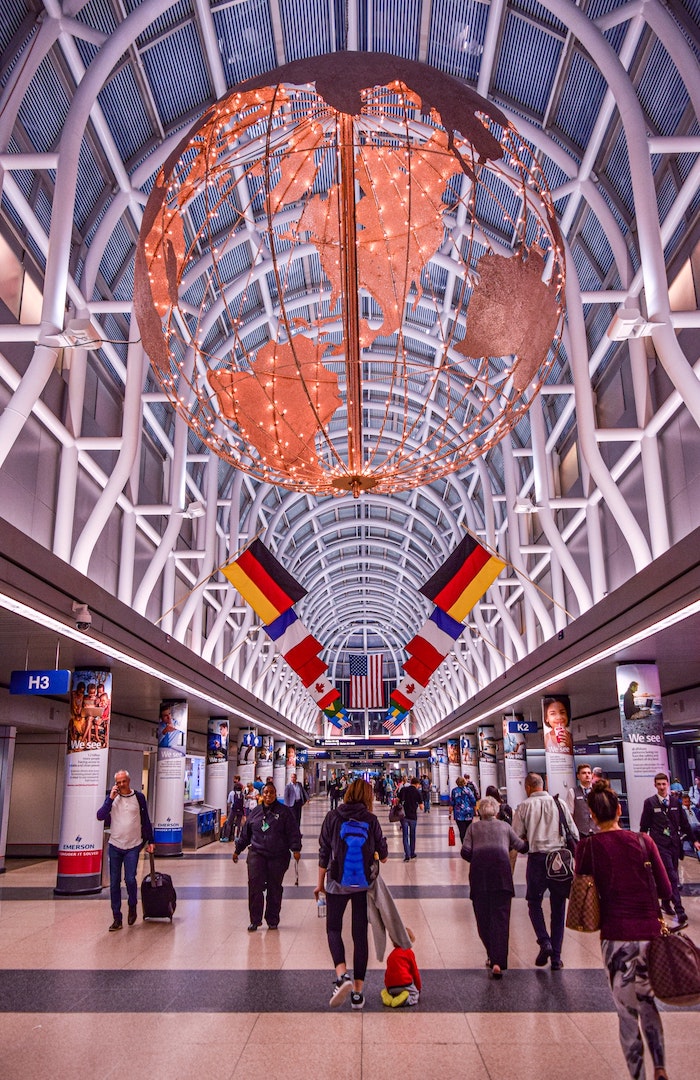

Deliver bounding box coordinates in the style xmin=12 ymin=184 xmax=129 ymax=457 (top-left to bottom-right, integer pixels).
xmin=332 ymin=818 xmax=372 ymax=889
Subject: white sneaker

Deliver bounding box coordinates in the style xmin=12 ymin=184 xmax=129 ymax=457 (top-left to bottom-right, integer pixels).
xmin=329 ymin=973 xmax=352 ymax=1007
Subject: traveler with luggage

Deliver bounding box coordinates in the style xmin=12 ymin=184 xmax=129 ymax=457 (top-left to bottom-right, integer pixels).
xmin=97 ymin=769 xmax=154 ymax=932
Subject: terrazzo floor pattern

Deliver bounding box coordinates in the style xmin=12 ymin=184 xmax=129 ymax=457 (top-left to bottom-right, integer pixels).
xmin=1 ymin=798 xmax=699 ymax=1079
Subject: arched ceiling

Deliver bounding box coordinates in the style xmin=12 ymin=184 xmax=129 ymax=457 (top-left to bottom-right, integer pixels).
xmin=0 ymin=0 xmax=699 ymax=740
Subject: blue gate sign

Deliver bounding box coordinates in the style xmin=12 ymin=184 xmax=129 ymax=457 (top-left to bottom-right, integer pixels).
xmin=10 ymin=669 xmax=72 ymax=695
xmin=507 ymin=719 xmax=538 ymax=734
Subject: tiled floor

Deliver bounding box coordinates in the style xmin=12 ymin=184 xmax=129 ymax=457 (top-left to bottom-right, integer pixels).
xmin=1 ymin=799 xmax=699 ymax=1079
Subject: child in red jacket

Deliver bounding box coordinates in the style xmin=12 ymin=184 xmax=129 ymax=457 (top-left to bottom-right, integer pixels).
xmin=381 ymin=928 xmax=421 ymax=1007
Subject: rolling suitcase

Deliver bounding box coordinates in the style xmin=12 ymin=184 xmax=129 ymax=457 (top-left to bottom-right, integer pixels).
xmin=141 ymin=851 xmax=177 ymax=921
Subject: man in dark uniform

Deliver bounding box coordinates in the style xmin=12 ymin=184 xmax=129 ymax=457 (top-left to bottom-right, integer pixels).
xmin=565 ymin=763 xmax=599 ymax=839
xmin=232 ymin=782 xmax=301 ymax=931
xmin=639 ymin=771 xmax=700 ymax=929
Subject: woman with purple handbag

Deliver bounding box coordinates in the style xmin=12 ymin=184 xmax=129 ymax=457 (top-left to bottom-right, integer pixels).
xmin=575 ymin=781 xmax=672 ymax=1080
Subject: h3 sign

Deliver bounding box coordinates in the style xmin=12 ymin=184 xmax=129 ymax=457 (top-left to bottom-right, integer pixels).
xmin=10 ymin=669 xmax=72 ymax=695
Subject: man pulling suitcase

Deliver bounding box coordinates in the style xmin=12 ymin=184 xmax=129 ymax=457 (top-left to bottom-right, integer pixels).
xmin=97 ymin=770 xmax=155 ymax=931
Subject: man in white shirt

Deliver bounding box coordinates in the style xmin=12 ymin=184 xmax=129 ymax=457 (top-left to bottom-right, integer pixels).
xmin=97 ymin=770 xmax=155 ymax=931
xmin=513 ymin=772 xmax=579 ymax=971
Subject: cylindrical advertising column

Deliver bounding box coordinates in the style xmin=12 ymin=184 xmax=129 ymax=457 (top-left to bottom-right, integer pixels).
xmin=436 ymin=744 xmax=449 ymax=799
xmin=0 ymin=725 xmax=16 ymax=873
xmin=237 ymin=729 xmax=257 ymax=786
xmin=616 ymin=663 xmax=669 ymax=831
xmin=447 ymin=738 xmax=460 ymax=789
xmin=296 ymin=747 xmax=308 ymax=787
xmin=258 ymin=735 xmax=274 ymax=783
xmin=273 ymin=740 xmax=286 ymax=793
xmin=56 ymin=668 xmax=112 ymax=894
xmin=153 ymin=700 xmax=188 ymax=857
xmin=285 ymin=744 xmax=297 ymax=785
xmin=478 ymin=724 xmax=498 ymax=795
xmin=205 ymin=716 xmax=229 ymax=823
xmin=502 ymin=714 xmax=528 ymax=810
xmin=542 ymin=694 xmax=576 ymax=800
xmin=460 ymin=734 xmax=479 ymax=795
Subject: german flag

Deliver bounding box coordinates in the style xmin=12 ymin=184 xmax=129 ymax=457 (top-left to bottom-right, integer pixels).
xmin=419 ymin=535 xmax=505 ymax=622
xmin=222 ymin=539 xmax=306 ymax=624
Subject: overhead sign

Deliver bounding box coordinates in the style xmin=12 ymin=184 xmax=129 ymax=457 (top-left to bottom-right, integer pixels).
xmin=10 ymin=669 xmax=71 ymax=695
xmin=507 ymin=719 xmax=538 ymax=734
xmin=314 ymin=737 xmax=420 ymax=748
xmin=241 ymin=733 xmax=263 ymax=746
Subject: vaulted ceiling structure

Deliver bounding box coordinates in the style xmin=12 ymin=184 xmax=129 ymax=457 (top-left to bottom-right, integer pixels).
xmin=0 ymin=0 xmax=699 ymax=742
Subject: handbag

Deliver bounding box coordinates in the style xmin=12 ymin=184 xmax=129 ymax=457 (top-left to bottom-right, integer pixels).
xmin=388 ymin=800 xmax=405 ymax=823
xmin=637 ymin=834 xmax=700 ymax=1005
xmin=448 ymin=824 xmax=456 ymax=847
xmin=566 ymin=835 xmax=600 ymax=932
xmin=647 ymin=927 xmax=700 ymax=1006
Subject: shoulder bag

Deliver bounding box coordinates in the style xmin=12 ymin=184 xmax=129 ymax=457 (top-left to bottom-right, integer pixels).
xmin=638 ymin=834 xmax=700 ymax=1006
xmin=388 ymin=799 xmax=405 ymax=823
xmin=545 ymin=794 xmax=576 ymax=883
xmin=565 ymin=836 xmax=600 ymax=932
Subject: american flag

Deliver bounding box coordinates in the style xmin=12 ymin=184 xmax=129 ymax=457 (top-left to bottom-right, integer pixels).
xmin=349 ymin=654 xmax=384 ymax=709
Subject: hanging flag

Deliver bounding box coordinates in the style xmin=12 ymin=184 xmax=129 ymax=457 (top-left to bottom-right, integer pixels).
xmin=308 ymin=675 xmax=341 ymax=711
xmin=295 ymin=655 xmax=328 ymax=687
xmin=383 ymin=704 xmax=407 ymax=733
xmin=222 ymin=539 xmax=306 ymax=624
xmin=403 ymin=654 xmax=437 ymax=687
xmin=406 ymin=608 xmax=464 ymax=668
xmin=419 ymin=534 xmax=505 ymax=622
xmin=327 ymin=707 xmax=351 ymax=730
xmin=391 ymin=675 xmax=425 ymax=713
xmin=265 ymin=610 xmax=323 ymax=670
xmin=349 ymin=654 xmax=384 ymax=710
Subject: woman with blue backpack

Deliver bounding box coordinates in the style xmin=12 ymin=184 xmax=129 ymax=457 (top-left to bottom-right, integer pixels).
xmin=315 ymin=778 xmax=389 ymax=1010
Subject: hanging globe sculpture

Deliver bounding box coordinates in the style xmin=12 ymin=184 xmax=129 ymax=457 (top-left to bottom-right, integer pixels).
xmin=135 ymin=53 xmax=565 ymax=497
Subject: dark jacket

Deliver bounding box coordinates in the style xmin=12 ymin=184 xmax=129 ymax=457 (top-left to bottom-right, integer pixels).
xmin=639 ymin=793 xmax=694 ymax=857
xmin=235 ymin=799 xmax=301 ymax=859
xmin=96 ymin=789 xmax=154 ymax=845
xmin=460 ymin=818 xmax=526 ymax=895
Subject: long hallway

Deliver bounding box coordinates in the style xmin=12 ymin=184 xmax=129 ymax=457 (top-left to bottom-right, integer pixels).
xmin=1 ymin=796 xmax=699 ymax=1079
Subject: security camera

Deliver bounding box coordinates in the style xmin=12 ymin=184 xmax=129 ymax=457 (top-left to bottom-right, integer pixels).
xmin=72 ymin=601 xmax=92 ymax=630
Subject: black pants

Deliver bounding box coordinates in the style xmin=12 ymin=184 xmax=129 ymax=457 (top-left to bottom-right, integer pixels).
xmin=456 ymin=819 xmax=470 ymax=843
xmin=657 ymin=846 xmax=684 ymax=917
xmin=326 ymin=890 xmax=369 ymax=981
xmin=246 ymin=850 xmax=290 ymax=927
xmin=471 ymin=889 xmax=514 ymax=969
xmin=525 ymin=853 xmax=570 ymax=963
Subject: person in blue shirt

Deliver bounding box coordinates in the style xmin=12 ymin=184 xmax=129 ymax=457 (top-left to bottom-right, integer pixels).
xmin=450 ymin=776 xmax=476 ymax=842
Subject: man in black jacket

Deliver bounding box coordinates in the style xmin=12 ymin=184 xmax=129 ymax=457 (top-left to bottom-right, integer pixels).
xmin=398 ymin=777 xmax=423 ymax=861
xmin=639 ymin=772 xmax=699 ymax=929
xmin=232 ymin=782 xmax=301 ymax=930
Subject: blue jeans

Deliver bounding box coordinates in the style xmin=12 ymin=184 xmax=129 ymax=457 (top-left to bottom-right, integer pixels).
xmin=401 ymin=817 xmax=417 ymax=858
xmin=108 ymin=842 xmax=141 ymax=920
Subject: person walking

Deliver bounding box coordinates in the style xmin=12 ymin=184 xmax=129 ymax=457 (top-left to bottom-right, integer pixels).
xmin=575 ymin=780 xmax=671 ymax=1080
xmin=398 ymin=776 xmax=422 ymax=861
xmin=639 ymin=771 xmax=699 ymax=930
xmin=315 ymin=778 xmax=388 ymax=1010
xmin=566 ymin=762 xmax=599 ymax=839
xmin=513 ymin=772 xmax=579 ymax=970
xmin=284 ymin=772 xmax=307 ymax=828
xmin=461 ymin=795 xmax=527 ymax=978
xmin=232 ymin=782 xmax=301 ymax=930
xmin=449 ymin=776 xmax=476 ymax=842
xmin=96 ymin=770 xmax=154 ymax=932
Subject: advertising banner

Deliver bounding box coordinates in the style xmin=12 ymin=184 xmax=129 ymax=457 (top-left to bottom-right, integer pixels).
xmin=616 ymin=663 xmax=669 ymax=830
xmin=153 ymin=700 xmax=188 ymax=855
xmin=285 ymin=743 xmax=297 ymax=785
xmin=503 ymin=713 xmax=528 ymax=810
xmin=205 ymin=716 xmax=229 ymax=820
xmin=542 ymin=693 xmax=576 ymax=799
xmin=273 ymin=740 xmax=286 ymax=794
xmin=237 ymin=729 xmax=257 ymax=786
xmin=447 ymin=738 xmax=461 ymax=789
xmin=478 ymin=724 xmax=498 ymax=795
xmin=435 ymin=744 xmax=449 ymax=797
xmin=259 ymin=735 xmax=274 ymax=780
xmin=56 ymin=668 xmax=113 ymax=893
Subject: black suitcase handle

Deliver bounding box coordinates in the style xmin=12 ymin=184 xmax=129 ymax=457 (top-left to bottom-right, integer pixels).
xmin=149 ymin=850 xmax=157 ymax=885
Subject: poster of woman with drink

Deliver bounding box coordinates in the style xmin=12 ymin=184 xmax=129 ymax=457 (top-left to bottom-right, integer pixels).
xmin=542 ymin=693 xmax=575 ymax=798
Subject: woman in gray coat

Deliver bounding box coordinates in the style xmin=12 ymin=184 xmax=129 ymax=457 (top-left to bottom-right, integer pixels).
xmin=461 ymin=795 xmax=527 ymax=978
